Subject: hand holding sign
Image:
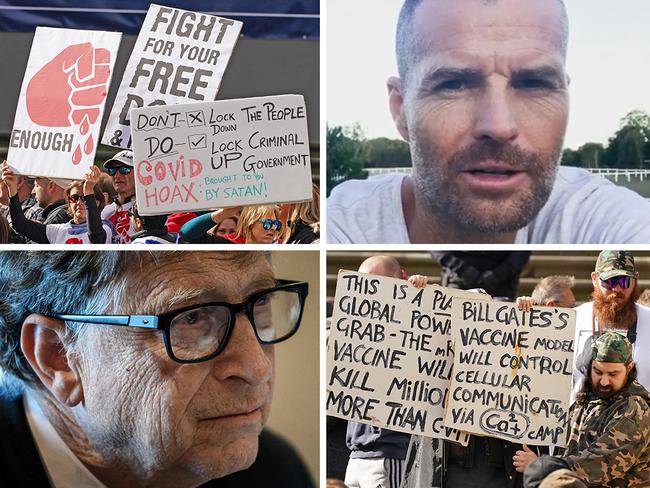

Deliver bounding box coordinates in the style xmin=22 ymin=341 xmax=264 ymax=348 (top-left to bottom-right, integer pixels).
xmin=512 ymin=444 xmax=538 ymax=473
xmin=1 ymin=161 xmax=18 ymax=197
xmin=83 ymin=165 xmax=102 ymax=196
xmin=26 ymin=42 xmax=112 ymax=165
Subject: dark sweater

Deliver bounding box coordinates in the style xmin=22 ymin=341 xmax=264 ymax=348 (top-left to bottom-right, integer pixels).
xmin=0 ymin=390 xmax=314 ymax=487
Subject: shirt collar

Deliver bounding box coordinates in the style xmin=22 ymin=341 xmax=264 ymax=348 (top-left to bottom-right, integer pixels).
xmin=24 ymin=391 xmax=106 ymax=488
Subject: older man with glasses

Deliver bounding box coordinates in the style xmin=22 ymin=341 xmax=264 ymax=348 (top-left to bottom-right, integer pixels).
xmin=102 ymin=149 xmax=137 ymax=244
xmin=0 ymin=251 xmax=314 ymax=487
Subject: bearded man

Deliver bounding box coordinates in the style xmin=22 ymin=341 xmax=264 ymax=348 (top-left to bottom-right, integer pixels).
xmin=519 ymin=332 xmax=650 ymax=488
xmin=572 ymin=251 xmax=650 ymax=402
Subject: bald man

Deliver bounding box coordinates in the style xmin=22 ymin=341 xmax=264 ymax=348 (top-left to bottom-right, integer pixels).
xmin=344 ymin=255 xmax=427 ymax=488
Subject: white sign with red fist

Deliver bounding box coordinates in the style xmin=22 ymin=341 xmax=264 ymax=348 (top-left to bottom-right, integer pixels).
xmin=8 ymin=27 xmax=121 ymax=179
xmin=102 ymin=4 xmax=242 ymax=149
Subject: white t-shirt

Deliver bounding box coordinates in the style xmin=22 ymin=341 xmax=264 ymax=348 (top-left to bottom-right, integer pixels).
xmin=571 ymin=301 xmax=650 ymax=403
xmin=101 ymin=200 xmax=136 ymax=244
xmin=45 ymin=221 xmax=113 ymax=244
xmin=327 ymin=167 xmax=650 ymax=243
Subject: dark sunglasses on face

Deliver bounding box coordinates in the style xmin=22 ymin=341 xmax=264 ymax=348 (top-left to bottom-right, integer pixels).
xmin=106 ymin=166 xmax=132 ymax=176
xmin=67 ymin=194 xmax=85 ymax=203
xmin=258 ymin=219 xmax=282 ymax=231
xmin=68 ymin=194 xmax=101 ymax=206
xmin=600 ymin=276 xmax=633 ymax=290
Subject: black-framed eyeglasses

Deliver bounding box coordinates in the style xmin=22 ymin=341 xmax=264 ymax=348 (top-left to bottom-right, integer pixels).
xmin=257 ymin=219 xmax=282 ymax=231
xmin=106 ymin=166 xmax=132 ymax=176
xmin=55 ymin=280 xmax=308 ymax=364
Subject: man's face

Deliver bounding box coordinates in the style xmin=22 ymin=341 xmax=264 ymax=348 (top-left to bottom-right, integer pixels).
xmin=590 ymin=360 xmax=632 ymax=399
xmin=393 ymin=0 xmax=569 ymax=233
xmin=74 ymin=254 xmax=275 ymax=483
xmin=33 ymin=178 xmax=52 ymax=207
xmin=591 ymin=271 xmax=639 ymax=326
xmin=592 ymin=272 xmax=637 ymax=305
xmin=110 ymin=164 xmax=135 ymax=200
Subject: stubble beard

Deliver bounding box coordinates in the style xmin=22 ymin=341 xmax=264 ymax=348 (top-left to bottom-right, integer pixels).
xmin=410 ymin=135 xmax=561 ymax=235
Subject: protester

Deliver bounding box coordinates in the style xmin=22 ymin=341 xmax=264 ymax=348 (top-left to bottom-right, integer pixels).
xmin=0 ymin=251 xmax=314 ymax=487
xmin=101 ymin=149 xmax=136 ymax=244
xmin=519 ymin=333 xmax=649 ymax=488
xmin=182 ymin=206 xmax=283 ymax=244
xmin=572 ymin=251 xmax=650 ymax=401
xmin=432 ymin=251 xmax=531 ymax=300
xmin=345 ymin=255 xmax=428 ymax=488
xmin=286 ymin=183 xmax=320 ymax=244
xmin=516 ymin=275 xmax=576 ymax=310
xmin=180 ymin=207 xmax=242 ymax=244
xmin=0 ymin=165 xmax=39 ymax=243
xmin=211 ymin=216 xmax=238 ymax=237
xmin=327 ymin=0 xmax=650 ymax=244
xmin=1 ymin=163 xmax=111 ymax=244
xmin=31 ymin=176 xmax=70 ymax=225
xmin=130 ymin=200 xmax=177 ymax=244
xmin=0 ymin=214 xmax=9 ymax=244
xmin=96 ymin=171 xmax=118 ymax=207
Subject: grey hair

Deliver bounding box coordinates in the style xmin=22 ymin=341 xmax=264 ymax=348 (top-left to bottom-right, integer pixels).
xmin=531 ymin=275 xmax=575 ymax=305
xmin=395 ymin=0 xmax=569 ymax=83
xmin=0 ymin=251 xmax=266 ymax=385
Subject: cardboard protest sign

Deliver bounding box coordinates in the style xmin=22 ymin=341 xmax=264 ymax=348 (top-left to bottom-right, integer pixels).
xmin=8 ymin=27 xmax=121 ymax=179
xmin=445 ymin=298 xmax=576 ymax=447
xmin=326 ymin=270 xmax=470 ymax=444
xmin=102 ymin=4 xmax=242 ymax=149
xmin=131 ymin=94 xmax=312 ymax=215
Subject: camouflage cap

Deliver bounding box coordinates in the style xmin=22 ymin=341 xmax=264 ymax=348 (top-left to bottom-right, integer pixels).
xmin=595 ymin=250 xmax=636 ymax=280
xmin=592 ymin=332 xmax=633 ymax=364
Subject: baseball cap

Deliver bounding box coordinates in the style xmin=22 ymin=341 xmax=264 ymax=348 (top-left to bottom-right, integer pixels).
xmin=595 ymin=250 xmax=636 ymax=280
xmin=592 ymin=332 xmax=633 ymax=364
xmin=104 ymin=150 xmax=134 ymax=169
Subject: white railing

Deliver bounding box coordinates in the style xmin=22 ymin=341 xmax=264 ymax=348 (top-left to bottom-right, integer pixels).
xmin=365 ymin=166 xmax=650 ymax=182
xmin=586 ymin=168 xmax=650 ymax=182
xmin=366 ymin=167 xmax=411 ymax=176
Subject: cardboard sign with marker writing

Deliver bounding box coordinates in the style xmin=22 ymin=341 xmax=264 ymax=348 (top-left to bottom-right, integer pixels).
xmin=445 ymin=298 xmax=576 ymax=447
xmin=131 ymin=94 xmax=312 ymax=215
xmin=8 ymin=27 xmax=121 ymax=179
xmin=102 ymin=3 xmax=242 ymax=149
xmin=326 ymin=270 xmax=470 ymax=444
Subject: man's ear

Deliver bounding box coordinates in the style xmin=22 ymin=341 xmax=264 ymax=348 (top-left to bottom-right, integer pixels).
xmin=20 ymin=314 xmax=84 ymax=407
xmin=591 ymin=271 xmax=598 ymax=287
xmin=387 ymin=76 xmax=410 ymax=141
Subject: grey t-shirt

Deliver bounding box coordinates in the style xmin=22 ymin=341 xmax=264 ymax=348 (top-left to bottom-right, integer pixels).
xmin=327 ymin=167 xmax=650 ymax=244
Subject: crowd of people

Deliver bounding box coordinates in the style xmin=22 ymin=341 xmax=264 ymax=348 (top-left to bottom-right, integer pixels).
xmin=0 ymin=150 xmax=320 ymax=245
xmin=328 ymin=251 xmax=650 ymax=488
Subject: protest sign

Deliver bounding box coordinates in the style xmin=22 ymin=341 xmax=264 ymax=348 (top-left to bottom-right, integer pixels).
xmin=130 ymin=94 xmax=312 ymax=215
xmin=102 ymin=4 xmax=242 ymax=149
xmin=8 ymin=27 xmax=121 ymax=179
xmin=326 ymin=270 xmax=471 ymax=444
xmin=445 ymin=299 xmax=576 ymax=447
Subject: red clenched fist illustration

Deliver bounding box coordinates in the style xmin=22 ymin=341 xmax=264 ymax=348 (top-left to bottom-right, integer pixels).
xmin=26 ymin=43 xmax=112 ymax=164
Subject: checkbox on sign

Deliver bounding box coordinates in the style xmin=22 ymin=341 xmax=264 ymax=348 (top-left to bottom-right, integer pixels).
xmin=188 ymin=133 xmax=207 ymax=149
xmin=186 ymin=110 xmax=205 ymax=127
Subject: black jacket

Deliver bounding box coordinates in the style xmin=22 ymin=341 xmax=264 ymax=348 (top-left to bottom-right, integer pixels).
xmin=0 ymin=390 xmax=314 ymax=487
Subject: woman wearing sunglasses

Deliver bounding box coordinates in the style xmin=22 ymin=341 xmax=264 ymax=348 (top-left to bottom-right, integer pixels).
xmin=180 ymin=205 xmax=282 ymax=244
xmin=1 ymin=162 xmax=112 ymax=244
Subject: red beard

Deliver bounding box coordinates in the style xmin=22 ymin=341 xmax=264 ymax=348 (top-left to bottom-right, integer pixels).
xmin=592 ymin=283 xmax=639 ymax=329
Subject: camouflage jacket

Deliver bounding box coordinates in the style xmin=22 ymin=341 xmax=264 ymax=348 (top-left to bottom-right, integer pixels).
xmin=562 ymin=380 xmax=649 ymax=487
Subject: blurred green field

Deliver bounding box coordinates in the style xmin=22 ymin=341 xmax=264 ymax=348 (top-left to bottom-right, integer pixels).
xmin=605 ymin=176 xmax=650 ymax=198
